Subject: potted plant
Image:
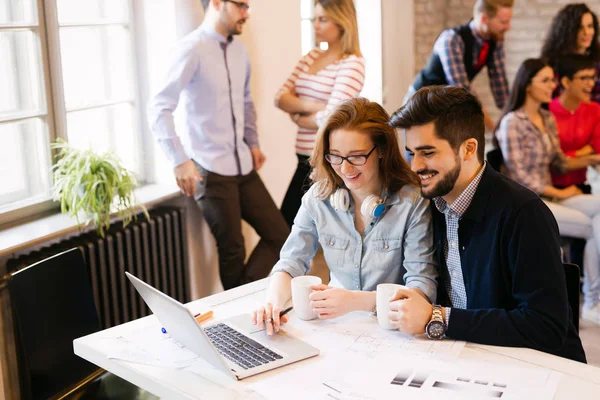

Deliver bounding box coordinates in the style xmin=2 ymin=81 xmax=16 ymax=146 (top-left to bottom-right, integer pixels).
xmin=51 ymin=140 xmax=148 ymax=237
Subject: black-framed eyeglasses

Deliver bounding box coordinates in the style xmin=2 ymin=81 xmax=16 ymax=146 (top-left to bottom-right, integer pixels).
xmin=573 ymin=74 xmax=597 ymax=83
xmin=223 ymin=0 xmax=250 ymax=12
xmin=325 ymin=146 xmax=378 ymax=166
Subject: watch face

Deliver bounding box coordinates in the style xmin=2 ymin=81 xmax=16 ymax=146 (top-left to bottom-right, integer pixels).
xmin=427 ymin=321 xmax=445 ymax=339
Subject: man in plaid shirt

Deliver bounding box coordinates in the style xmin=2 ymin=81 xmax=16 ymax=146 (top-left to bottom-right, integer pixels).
xmin=407 ymin=0 xmax=513 ymax=132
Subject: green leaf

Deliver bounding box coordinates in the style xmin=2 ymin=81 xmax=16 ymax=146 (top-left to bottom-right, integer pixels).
xmin=50 ymin=140 xmax=148 ymax=237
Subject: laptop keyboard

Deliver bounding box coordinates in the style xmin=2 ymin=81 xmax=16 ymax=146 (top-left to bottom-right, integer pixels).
xmin=204 ymin=323 xmax=283 ymax=370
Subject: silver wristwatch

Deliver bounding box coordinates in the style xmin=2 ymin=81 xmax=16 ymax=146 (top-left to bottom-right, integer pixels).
xmin=426 ymin=305 xmax=447 ymax=340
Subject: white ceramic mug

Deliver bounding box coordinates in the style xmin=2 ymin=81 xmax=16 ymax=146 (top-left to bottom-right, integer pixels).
xmin=291 ymin=276 xmax=322 ymax=320
xmin=376 ymin=283 xmax=406 ymax=329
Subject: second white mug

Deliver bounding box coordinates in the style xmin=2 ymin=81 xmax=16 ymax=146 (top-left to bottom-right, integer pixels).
xmin=376 ymin=283 xmax=406 ymax=329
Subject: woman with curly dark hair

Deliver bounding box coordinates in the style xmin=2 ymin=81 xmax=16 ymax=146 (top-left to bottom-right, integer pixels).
xmin=541 ymin=3 xmax=600 ymax=102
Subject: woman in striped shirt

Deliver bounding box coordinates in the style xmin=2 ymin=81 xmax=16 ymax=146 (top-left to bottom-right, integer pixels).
xmin=275 ymin=0 xmax=366 ymax=228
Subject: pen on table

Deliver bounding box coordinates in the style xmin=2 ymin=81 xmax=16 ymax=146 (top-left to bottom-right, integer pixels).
xmin=161 ymin=310 xmax=214 ymax=334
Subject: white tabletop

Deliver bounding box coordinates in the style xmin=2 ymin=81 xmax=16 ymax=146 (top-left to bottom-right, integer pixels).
xmin=74 ymin=279 xmax=600 ymax=399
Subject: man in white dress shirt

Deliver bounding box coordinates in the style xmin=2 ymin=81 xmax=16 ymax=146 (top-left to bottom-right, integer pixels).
xmin=147 ymin=0 xmax=289 ymax=289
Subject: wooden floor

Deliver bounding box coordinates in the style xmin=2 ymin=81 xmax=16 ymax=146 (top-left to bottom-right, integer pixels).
xmin=308 ymin=255 xmax=600 ymax=367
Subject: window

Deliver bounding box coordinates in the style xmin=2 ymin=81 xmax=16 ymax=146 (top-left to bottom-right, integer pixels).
xmin=354 ymin=0 xmax=382 ymax=104
xmin=0 ymin=1 xmax=52 ymax=213
xmin=55 ymin=0 xmax=140 ymax=173
xmin=300 ymin=0 xmax=315 ymax=56
xmin=0 ymin=0 xmax=145 ymax=222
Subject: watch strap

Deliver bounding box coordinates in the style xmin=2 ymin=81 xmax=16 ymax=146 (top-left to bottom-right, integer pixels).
xmin=426 ymin=304 xmax=447 ymax=340
xmin=431 ymin=304 xmax=444 ymax=323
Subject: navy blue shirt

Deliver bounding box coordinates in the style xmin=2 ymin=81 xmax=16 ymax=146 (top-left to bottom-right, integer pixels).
xmin=432 ymin=166 xmax=586 ymax=363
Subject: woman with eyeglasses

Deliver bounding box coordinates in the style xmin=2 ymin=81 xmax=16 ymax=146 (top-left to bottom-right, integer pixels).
xmin=495 ymin=59 xmax=600 ymax=325
xmin=252 ymin=98 xmax=438 ymax=334
xmin=549 ymin=54 xmax=600 ymax=194
xmin=541 ymin=3 xmax=600 ymax=103
xmin=275 ymin=0 xmax=366 ymax=229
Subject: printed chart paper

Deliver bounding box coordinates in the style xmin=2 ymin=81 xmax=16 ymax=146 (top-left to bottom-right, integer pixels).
xmin=249 ymin=352 xmax=561 ymax=400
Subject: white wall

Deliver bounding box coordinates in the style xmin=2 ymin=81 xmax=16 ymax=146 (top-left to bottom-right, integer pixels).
xmin=355 ymin=0 xmax=383 ymax=104
xmin=381 ymin=0 xmax=414 ymax=116
xmin=234 ymin=0 xmax=303 ymax=255
xmin=142 ymin=0 xmax=178 ymax=185
xmin=240 ymin=0 xmax=302 ymax=208
xmin=380 ymin=0 xmax=414 ymax=152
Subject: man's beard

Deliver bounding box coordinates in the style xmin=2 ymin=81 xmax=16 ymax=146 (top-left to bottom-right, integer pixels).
xmin=418 ymin=158 xmax=461 ymax=199
xmin=220 ymin=12 xmax=246 ymax=36
xmin=490 ymin=29 xmax=505 ymax=41
xmin=231 ymin=19 xmax=245 ymax=35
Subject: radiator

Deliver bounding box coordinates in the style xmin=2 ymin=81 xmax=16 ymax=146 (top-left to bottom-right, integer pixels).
xmin=5 ymin=207 xmax=189 ymax=329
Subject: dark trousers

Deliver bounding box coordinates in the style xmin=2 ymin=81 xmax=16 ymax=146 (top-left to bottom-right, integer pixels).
xmin=280 ymin=155 xmax=312 ymax=229
xmin=193 ymin=162 xmax=290 ymax=290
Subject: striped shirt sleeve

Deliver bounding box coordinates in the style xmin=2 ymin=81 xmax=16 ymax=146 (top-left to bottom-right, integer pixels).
xmin=315 ymin=56 xmax=366 ymax=126
xmin=274 ymin=49 xmax=317 ymax=107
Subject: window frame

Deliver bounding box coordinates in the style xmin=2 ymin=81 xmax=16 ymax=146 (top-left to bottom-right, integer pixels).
xmin=0 ymin=0 xmax=149 ymax=228
xmin=0 ymin=0 xmax=58 ymax=226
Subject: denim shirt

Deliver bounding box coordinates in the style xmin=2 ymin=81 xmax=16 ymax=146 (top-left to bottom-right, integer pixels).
xmin=271 ymin=183 xmax=438 ymax=302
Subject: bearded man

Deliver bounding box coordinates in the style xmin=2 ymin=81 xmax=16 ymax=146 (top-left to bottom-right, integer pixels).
xmin=388 ymin=86 xmax=587 ymax=364
xmin=148 ymin=0 xmax=289 ymax=290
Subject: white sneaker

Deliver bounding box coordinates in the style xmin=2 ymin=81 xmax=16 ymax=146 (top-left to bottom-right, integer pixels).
xmin=581 ymin=304 xmax=600 ymax=325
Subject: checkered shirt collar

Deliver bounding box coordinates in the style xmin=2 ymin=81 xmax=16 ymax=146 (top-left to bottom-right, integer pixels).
xmin=433 ymin=162 xmax=487 ymax=216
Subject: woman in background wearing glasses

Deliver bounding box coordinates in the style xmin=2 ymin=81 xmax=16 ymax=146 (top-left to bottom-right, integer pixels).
xmin=274 ymin=0 xmax=366 ymax=229
xmin=541 ymin=3 xmax=600 ymax=103
xmin=549 ymin=54 xmax=600 ymax=194
xmin=252 ymin=98 xmax=438 ymax=334
xmin=495 ymin=59 xmax=600 ymax=325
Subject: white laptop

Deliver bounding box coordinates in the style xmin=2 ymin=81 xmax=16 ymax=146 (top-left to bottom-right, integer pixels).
xmin=125 ymin=272 xmax=319 ymax=380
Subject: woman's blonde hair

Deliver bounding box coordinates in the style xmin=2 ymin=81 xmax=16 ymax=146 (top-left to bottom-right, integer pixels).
xmin=311 ymin=97 xmax=419 ymax=199
xmin=317 ymin=0 xmax=362 ymax=57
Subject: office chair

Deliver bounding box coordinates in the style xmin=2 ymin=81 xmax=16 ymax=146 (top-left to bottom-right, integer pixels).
xmin=8 ymin=248 xmax=156 ymax=400
xmin=563 ymin=263 xmax=581 ymax=332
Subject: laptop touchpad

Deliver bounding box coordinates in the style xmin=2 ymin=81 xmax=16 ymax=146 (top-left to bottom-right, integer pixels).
xmin=250 ymin=329 xmax=298 ymax=348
